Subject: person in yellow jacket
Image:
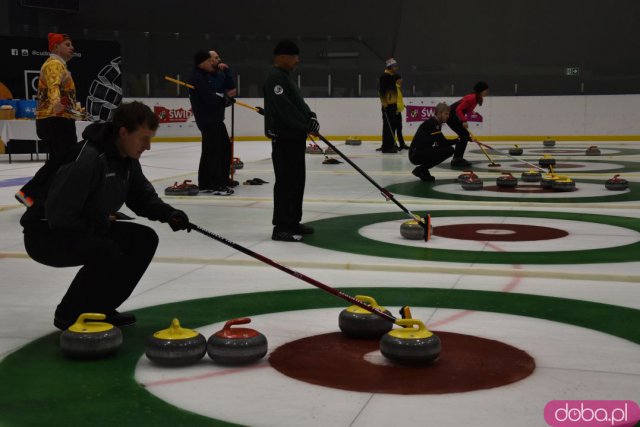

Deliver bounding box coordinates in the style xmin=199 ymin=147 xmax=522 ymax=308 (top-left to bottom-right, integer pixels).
xmin=16 ymin=33 xmax=80 ymax=208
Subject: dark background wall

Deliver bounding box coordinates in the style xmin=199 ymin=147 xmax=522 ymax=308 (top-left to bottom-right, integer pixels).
xmin=3 ymin=0 xmax=639 ymax=97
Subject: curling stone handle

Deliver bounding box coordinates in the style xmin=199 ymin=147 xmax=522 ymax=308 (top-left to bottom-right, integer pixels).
xmin=223 ymin=317 xmax=252 ymax=330
xmin=354 ymin=295 xmax=381 ymax=308
xmin=394 ymin=318 xmax=427 ymax=331
xmin=77 ymin=313 xmax=107 ymax=324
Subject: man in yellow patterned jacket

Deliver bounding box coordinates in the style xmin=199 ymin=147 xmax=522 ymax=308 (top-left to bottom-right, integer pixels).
xmin=16 ymin=33 xmax=79 ymax=208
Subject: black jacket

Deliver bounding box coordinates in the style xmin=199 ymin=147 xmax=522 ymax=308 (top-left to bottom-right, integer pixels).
xmin=21 ymin=122 xmax=175 ymax=234
xmin=409 ymin=117 xmax=457 ymax=151
xmin=188 ymin=67 xmax=227 ymax=129
xmin=263 ymin=66 xmax=314 ymax=140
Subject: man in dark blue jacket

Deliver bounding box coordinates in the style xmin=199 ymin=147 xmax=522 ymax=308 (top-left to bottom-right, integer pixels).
xmin=189 ymin=49 xmax=235 ymax=195
xmin=21 ymin=102 xmax=190 ymax=330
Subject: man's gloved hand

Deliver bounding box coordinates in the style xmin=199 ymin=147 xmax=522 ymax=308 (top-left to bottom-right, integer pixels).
xmin=255 ymin=106 xmax=265 ymax=116
xmin=308 ymin=116 xmax=320 ymax=134
xmin=168 ymin=210 xmax=191 ymax=232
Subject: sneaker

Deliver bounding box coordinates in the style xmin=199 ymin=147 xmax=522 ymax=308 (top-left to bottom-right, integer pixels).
xmin=451 ymin=158 xmax=472 ymax=168
xmin=381 ymin=147 xmax=398 ymax=153
xmin=211 ymin=187 xmax=234 ymax=196
xmin=412 ymin=167 xmax=435 ymax=182
xmin=272 ymin=230 xmax=303 ymax=242
xmin=375 ymin=146 xmax=383 ymax=152
xmin=294 ymin=223 xmax=314 ymax=235
xmin=15 ymin=191 xmax=34 ymax=208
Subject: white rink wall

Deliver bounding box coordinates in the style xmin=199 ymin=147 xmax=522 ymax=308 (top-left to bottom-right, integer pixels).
xmin=127 ymin=95 xmax=640 ymax=139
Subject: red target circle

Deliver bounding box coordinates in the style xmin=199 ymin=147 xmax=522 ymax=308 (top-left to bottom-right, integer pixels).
xmin=433 ymin=223 xmax=568 ymax=241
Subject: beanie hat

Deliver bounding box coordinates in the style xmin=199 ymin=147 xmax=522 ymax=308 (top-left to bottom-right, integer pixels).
xmin=474 ymin=81 xmax=489 ymax=93
xmin=48 ymin=33 xmax=70 ymax=52
xmin=273 ymin=39 xmax=299 ymax=55
xmin=193 ymin=49 xmax=211 ymax=67
xmin=385 ymin=58 xmax=398 ymax=68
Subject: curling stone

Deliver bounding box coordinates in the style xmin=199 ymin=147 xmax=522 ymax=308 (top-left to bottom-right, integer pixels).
xmin=345 ymin=137 xmax=362 ymax=146
xmin=165 ymin=180 xmax=199 ymax=196
xmin=338 ymin=295 xmax=393 ymax=338
xmin=543 ymin=139 xmax=556 ymax=147
xmin=324 ymin=146 xmax=337 ymax=155
xmin=540 ymin=173 xmax=560 ymax=188
xmin=552 ymin=176 xmax=576 ymax=192
xmin=145 ymin=318 xmax=207 ymax=366
xmin=521 ymin=169 xmax=542 ymax=182
xmin=605 ymin=174 xmax=629 ymax=191
xmin=60 ymin=313 xmax=122 ymax=360
xmin=305 ymin=144 xmax=323 ymax=154
xmin=585 ymin=145 xmax=601 ymax=156
xmin=380 ymin=318 xmax=441 ymax=364
xmin=232 ymin=157 xmax=244 ymax=170
xmin=457 ymin=170 xmax=474 ymax=183
xmin=400 ymin=217 xmax=432 ymax=240
xmin=207 ymin=318 xmax=267 ymax=365
xmin=509 ymin=145 xmax=523 ymax=156
xmin=538 ymin=155 xmax=556 ymax=167
xmin=496 ymin=172 xmax=518 ymax=188
xmin=461 ymin=175 xmax=483 ymax=191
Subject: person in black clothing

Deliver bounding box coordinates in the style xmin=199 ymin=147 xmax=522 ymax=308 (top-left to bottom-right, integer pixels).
xmin=20 ymin=102 xmax=191 ymax=330
xmin=408 ymin=103 xmax=459 ymax=182
xmin=189 ymin=49 xmax=235 ymax=196
xmin=378 ymin=58 xmax=401 ymax=153
xmin=263 ymin=39 xmax=319 ymax=242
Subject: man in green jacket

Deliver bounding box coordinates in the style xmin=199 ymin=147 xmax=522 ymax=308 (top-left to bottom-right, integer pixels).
xmin=263 ymin=39 xmax=319 ymax=242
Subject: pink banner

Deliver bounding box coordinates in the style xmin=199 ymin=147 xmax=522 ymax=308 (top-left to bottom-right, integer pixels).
xmin=405 ymin=104 xmax=483 ymax=124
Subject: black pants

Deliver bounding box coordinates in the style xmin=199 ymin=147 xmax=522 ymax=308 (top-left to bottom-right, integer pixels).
xmin=198 ymin=121 xmax=231 ymax=190
xmin=20 ymin=117 xmax=78 ymax=199
xmin=393 ymin=112 xmax=406 ymax=146
xmin=271 ymin=136 xmax=306 ymax=232
xmin=446 ymin=115 xmax=470 ymax=159
xmin=381 ymin=106 xmax=398 ymax=150
xmin=409 ymin=145 xmax=455 ymax=171
xmin=24 ymin=221 xmax=158 ymax=319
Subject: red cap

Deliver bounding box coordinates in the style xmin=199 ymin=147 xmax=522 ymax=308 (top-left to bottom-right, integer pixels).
xmin=48 ymin=33 xmax=70 ymax=52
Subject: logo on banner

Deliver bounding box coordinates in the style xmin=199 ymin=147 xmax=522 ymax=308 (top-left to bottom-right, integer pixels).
xmin=21 ymin=49 xmax=29 ymax=56
xmin=11 ymin=48 xmax=18 ymax=56
xmin=406 ymin=104 xmax=483 ymax=126
xmin=154 ymin=106 xmax=193 ymax=123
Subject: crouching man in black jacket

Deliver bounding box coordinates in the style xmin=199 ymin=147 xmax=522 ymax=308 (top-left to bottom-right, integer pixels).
xmin=20 ymin=101 xmax=191 ymax=330
xmin=408 ymin=102 xmax=459 ymax=182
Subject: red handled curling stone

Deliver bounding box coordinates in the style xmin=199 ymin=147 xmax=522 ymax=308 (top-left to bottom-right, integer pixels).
xmin=538 ymin=155 xmax=556 ymax=167
xmin=380 ymin=318 xmax=441 ymax=364
xmin=145 ymin=318 xmax=207 ymax=366
xmin=324 ymin=146 xmax=337 ymax=155
xmin=305 ymin=143 xmax=323 ymax=154
xmin=207 ymin=318 xmax=268 ymax=365
xmin=339 ymin=295 xmax=394 ymax=338
xmin=585 ymin=145 xmax=601 ymax=156
xmin=509 ymin=145 xmax=523 ymax=156
xmin=605 ymin=174 xmax=629 ymax=191
xmin=543 ymin=139 xmax=556 ymax=147
xmin=521 ymin=169 xmax=542 ymax=182
xmin=232 ymin=157 xmax=244 ymax=170
xmin=461 ymin=174 xmax=483 ymax=191
xmin=457 ymin=170 xmax=474 ymax=183
xmin=496 ymin=172 xmax=518 ymax=188
xmin=60 ymin=313 xmax=122 ymax=360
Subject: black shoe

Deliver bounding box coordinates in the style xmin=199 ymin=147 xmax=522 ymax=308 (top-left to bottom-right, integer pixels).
xmin=412 ymin=167 xmax=435 ymax=182
xmin=381 ymin=147 xmax=398 ymax=153
xmin=295 ymin=224 xmax=314 ymax=235
xmin=228 ymin=179 xmax=239 ymax=188
xmin=398 ymin=144 xmax=409 ymax=151
xmin=272 ymin=230 xmax=303 ymax=242
xmin=451 ymin=158 xmax=472 ymax=168
xmin=375 ymin=146 xmax=383 ymax=151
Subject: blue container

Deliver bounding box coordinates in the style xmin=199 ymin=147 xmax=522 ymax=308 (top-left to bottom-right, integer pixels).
xmin=16 ymin=99 xmax=37 ymax=118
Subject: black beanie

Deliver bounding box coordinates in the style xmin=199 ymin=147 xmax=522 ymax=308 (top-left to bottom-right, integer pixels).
xmin=193 ymin=49 xmax=211 ymax=66
xmin=474 ymin=81 xmax=489 ymax=93
xmin=273 ymin=39 xmax=299 ymax=55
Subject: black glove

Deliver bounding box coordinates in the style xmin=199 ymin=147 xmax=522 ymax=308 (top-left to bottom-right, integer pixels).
xmin=168 ymin=210 xmax=191 ymax=232
xmin=256 ymin=106 xmax=265 ymax=116
xmin=224 ymin=95 xmax=236 ymax=106
xmin=308 ymin=116 xmax=320 ymax=134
